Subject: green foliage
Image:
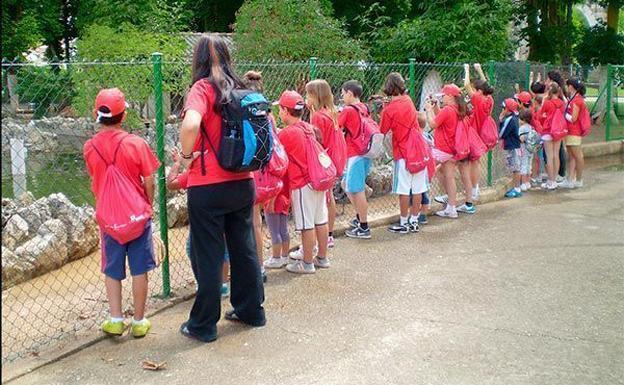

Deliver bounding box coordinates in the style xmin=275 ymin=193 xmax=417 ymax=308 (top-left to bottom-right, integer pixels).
xmin=575 ymin=23 xmax=624 ymax=65
xmin=233 ymin=0 xmax=367 ymax=61
xmin=187 ymin=0 xmax=244 ymax=32
xmin=369 ymin=0 xmax=513 ymax=63
xmin=1 ymin=11 xmax=42 ymax=60
xmin=15 ymin=65 xmax=75 ymax=118
xmin=332 ymin=0 xmax=412 ymax=35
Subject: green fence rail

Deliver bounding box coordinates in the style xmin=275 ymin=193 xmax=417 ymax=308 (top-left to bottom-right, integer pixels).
xmin=0 ymin=56 xmax=619 ymax=364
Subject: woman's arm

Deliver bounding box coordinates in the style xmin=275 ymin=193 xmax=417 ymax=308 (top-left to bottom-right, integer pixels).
xmin=179 ymin=110 xmax=202 ymax=168
xmin=425 ymin=101 xmax=439 ymax=129
xmin=474 ymin=63 xmax=487 ymax=82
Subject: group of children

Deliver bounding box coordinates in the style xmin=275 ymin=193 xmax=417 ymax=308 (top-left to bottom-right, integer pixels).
xmin=84 ymin=64 xmax=590 ymax=338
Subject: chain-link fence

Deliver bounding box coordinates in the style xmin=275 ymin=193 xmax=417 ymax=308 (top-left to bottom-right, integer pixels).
xmin=0 ymin=56 xmax=618 ymax=364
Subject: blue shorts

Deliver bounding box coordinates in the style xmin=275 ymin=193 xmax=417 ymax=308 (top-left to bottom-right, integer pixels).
xmin=343 ymin=156 xmax=372 ymax=194
xmin=101 ymin=221 xmax=156 ymax=281
xmin=186 ymin=232 xmax=229 ymax=262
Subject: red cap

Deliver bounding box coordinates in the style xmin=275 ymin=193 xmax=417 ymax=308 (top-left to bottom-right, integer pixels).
xmin=503 ymin=98 xmax=519 ymax=113
xmin=94 ymin=88 xmax=127 ymax=121
xmin=273 ymin=90 xmax=305 ymax=110
xmin=441 ymin=84 xmax=461 ymax=97
xmin=516 ymin=91 xmax=532 ymax=105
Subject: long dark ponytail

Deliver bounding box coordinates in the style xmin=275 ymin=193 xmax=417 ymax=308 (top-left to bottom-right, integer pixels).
xmin=191 ymin=35 xmax=244 ymax=108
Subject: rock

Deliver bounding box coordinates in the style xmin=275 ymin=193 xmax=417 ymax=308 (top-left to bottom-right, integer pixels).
xmin=167 ymin=193 xmax=188 ymax=228
xmin=366 ymin=164 xmax=393 ymax=197
xmin=16 ymin=191 xmax=35 ymax=206
xmin=14 ymin=219 xmax=68 ymax=284
xmin=2 ymin=248 xmax=27 ymax=289
xmin=45 ymin=193 xmax=99 ymax=261
xmin=2 ymin=198 xmax=17 ymax=227
xmin=15 ymin=197 xmax=52 ymax=233
xmin=2 ymin=214 xmax=29 ymax=249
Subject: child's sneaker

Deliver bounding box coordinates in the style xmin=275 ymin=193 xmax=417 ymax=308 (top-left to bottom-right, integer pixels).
xmin=434 ymin=194 xmax=449 ymax=205
xmin=408 ymin=221 xmax=420 ymax=233
xmin=131 ymin=318 xmax=151 ymax=338
xmin=435 ymin=206 xmax=458 ymax=219
xmin=289 ymin=246 xmax=318 ymax=261
xmin=327 ymin=236 xmax=335 ymax=248
xmin=541 ymin=181 xmax=557 ymax=191
xmin=221 ymin=283 xmax=230 ymax=298
xmin=264 ymin=256 xmax=288 ymax=269
xmin=417 ymin=213 xmax=428 ymax=225
xmin=456 ymin=204 xmax=476 ymax=214
xmin=345 ymin=226 xmax=371 ymax=239
xmin=555 ymin=175 xmax=565 ymax=183
xmin=349 ymin=218 xmax=360 ymax=229
xmin=286 ymin=260 xmax=316 ymax=274
xmin=505 ymin=188 xmax=522 ymax=198
xmin=520 ymin=183 xmax=529 ymax=192
xmin=558 ymin=179 xmax=576 ymax=189
xmin=313 ymin=256 xmax=331 ymax=268
xmin=574 ymin=180 xmax=584 ymax=188
xmin=101 ymin=319 xmax=127 ymax=336
xmin=388 ymin=223 xmax=410 ymax=234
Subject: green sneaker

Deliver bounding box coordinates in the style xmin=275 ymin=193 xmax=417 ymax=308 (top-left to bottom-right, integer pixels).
xmin=131 ymin=319 xmax=151 ymax=338
xmin=101 ymin=319 xmax=127 ymax=336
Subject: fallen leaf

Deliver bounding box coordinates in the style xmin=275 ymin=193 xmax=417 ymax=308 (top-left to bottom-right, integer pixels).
xmin=142 ymin=360 xmax=167 ymax=371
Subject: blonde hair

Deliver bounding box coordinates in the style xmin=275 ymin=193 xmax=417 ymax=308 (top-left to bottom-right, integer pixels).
xmin=305 ymin=79 xmax=338 ymax=127
xmin=242 ymin=70 xmax=263 ymax=92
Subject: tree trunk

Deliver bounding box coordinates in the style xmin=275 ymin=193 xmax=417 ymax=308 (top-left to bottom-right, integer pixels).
xmin=562 ymin=0 xmax=573 ymax=65
xmin=526 ymin=0 xmax=540 ymax=61
xmin=607 ymin=1 xmax=620 ymax=32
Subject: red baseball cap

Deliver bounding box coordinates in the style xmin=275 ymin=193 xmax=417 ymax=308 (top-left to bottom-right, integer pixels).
xmin=516 ymin=91 xmax=532 ymax=105
xmin=94 ymin=88 xmax=127 ymax=121
xmin=503 ymin=98 xmax=519 ymax=113
xmin=441 ymin=84 xmax=461 ymax=98
xmin=273 ymin=90 xmax=305 ymax=110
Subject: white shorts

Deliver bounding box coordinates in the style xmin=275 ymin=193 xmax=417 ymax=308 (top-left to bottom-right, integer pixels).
xmin=541 ymin=134 xmax=553 ymax=142
xmin=392 ymin=159 xmax=429 ymax=196
xmin=291 ymin=184 xmax=328 ymax=231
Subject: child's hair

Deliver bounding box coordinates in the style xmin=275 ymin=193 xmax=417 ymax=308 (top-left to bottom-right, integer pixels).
xmin=530 ymin=81 xmax=546 ymax=95
xmin=547 ymin=70 xmax=568 ymax=98
xmin=341 ymin=80 xmax=363 ymax=99
xmin=519 ymin=109 xmax=532 ymax=124
xmin=305 ymin=79 xmax=338 ymax=126
xmin=452 ymin=93 xmax=469 ymax=118
xmin=96 ymin=106 xmax=124 ymax=126
xmin=473 ymin=79 xmax=494 ymax=96
xmin=283 ymin=106 xmax=304 ymax=118
xmin=242 ymin=70 xmax=263 ymax=92
xmin=566 ymin=77 xmax=586 ymax=96
xmin=382 ymin=72 xmax=406 ymax=96
xmin=535 ymin=94 xmax=544 ymax=105
xmin=548 ymin=83 xmax=562 ymax=99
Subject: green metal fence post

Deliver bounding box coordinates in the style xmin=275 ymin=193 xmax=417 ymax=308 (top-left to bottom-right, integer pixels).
xmin=605 ymin=64 xmax=613 ymax=142
xmin=409 ymin=58 xmax=416 ymax=101
xmin=486 ymin=60 xmax=496 ymax=186
xmin=309 ymin=57 xmax=318 ymax=80
xmin=525 ymin=61 xmax=531 ymax=90
xmin=151 ymin=52 xmax=171 ymax=297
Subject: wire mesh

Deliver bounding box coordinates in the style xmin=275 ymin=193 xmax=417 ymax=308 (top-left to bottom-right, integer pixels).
xmin=0 ymin=58 xmax=613 ymax=364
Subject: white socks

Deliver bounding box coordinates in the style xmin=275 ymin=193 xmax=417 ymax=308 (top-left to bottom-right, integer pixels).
xmin=410 ymin=214 xmax=419 ymax=224
xmin=110 ymin=316 xmax=124 ymax=323
xmin=400 ymin=216 xmax=409 ymax=225
xmin=472 ymin=185 xmax=479 ymax=196
xmin=132 ymin=318 xmax=148 ymax=325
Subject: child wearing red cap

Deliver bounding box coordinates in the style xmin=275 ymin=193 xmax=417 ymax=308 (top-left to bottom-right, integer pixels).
xmin=276 ymin=90 xmax=330 ymax=274
xmin=499 ymin=98 xmax=523 ymax=198
xmin=83 ymin=88 xmax=159 ymax=338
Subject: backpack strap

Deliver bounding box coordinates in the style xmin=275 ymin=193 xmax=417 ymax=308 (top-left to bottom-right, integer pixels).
xmin=347 ymin=104 xmax=369 ymax=139
xmin=91 ymin=134 xmax=130 ymax=167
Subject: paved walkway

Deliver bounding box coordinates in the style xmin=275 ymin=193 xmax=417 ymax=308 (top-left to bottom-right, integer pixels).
xmin=8 ymin=161 xmax=624 ymax=385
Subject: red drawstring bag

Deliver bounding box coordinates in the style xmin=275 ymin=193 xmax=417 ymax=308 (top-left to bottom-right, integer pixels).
xmin=479 ymin=116 xmax=498 ymax=150
xmin=92 ymin=136 xmax=151 ymax=245
xmin=403 ymin=128 xmax=431 ymax=174
xmin=254 ymin=171 xmax=284 ymax=204
xmin=468 ymin=125 xmax=488 ymax=161
xmin=301 ymin=122 xmax=337 ymax=191
xmin=267 ymin=128 xmax=289 ymax=177
xmin=550 ymin=107 xmax=568 ymax=141
xmin=453 ymin=117 xmax=471 ymax=161
xmin=318 ymin=111 xmax=347 ymax=177
xmin=579 ymin=106 xmax=592 ymax=137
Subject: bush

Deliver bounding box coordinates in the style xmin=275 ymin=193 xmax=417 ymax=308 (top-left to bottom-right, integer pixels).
xmin=233 ymin=0 xmax=367 ymax=61
xmin=575 ymin=23 xmax=624 ymax=66
xmin=369 ymin=0 xmax=513 ymax=63
xmin=15 ymin=65 xmax=75 ymax=118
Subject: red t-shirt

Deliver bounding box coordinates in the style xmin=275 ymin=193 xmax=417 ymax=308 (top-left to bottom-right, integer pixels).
xmin=379 ymin=95 xmax=420 ymax=161
xmin=539 ymin=97 xmax=565 ymax=135
xmin=566 ymin=94 xmax=586 ymax=136
xmin=176 ymin=171 xmax=189 ymax=189
xmin=338 ymin=102 xmax=369 ymax=158
xmin=83 ymin=129 xmax=160 ymax=206
xmin=278 ymin=121 xmax=314 ymax=190
xmin=433 ymin=105 xmax=458 ymax=155
xmin=471 ymin=93 xmax=493 ymax=131
xmin=183 ymin=79 xmax=253 ymax=187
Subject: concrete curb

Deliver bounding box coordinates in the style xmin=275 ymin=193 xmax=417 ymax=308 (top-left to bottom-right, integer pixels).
xmin=3 ymin=140 xmax=622 ymax=383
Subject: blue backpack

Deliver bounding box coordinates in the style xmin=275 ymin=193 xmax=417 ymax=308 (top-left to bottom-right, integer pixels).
xmin=201 ymin=89 xmax=273 ymax=173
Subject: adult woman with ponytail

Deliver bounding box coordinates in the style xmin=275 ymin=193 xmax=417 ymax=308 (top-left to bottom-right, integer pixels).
xmin=178 ymin=35 xmax=266 ymax=343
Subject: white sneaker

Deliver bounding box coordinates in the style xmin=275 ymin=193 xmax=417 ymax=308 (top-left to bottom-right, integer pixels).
xmin=574 ymin=180 xmax=584 ymax=188
xmin=520 ymin=183 xmax=529 ymax=192
xmin=434 ymin=194 xmax=449 ymax=205
xmin=435 ymin=207 xmax=458 ymax=219
xmin=264 ymin=256 xmax=288 ymax=269
xmin=288 ymin=246 xmax=318 ymax=261
xmin=541 ymin=181 xmax=557 ymax=190
xmin=555 ymin=175 xmax=565 ymax=183
xmin=286 ymin=261 xmax=316 ymax=274
xmin=313 ymin=256 xmax=331 ymax=269
xmin=559 ymin=180 xmax=576 ymax=189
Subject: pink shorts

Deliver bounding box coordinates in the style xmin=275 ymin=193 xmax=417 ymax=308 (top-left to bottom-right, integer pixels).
xmin=432 ymin=148 xmax=454 ymax=163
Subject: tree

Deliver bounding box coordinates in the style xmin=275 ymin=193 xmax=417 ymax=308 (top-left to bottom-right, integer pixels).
xmin=369 ymin=0 xmax=513 ymax=63
xmin=575 ymin=23 xmax=624 ymax=65
xmin=187 ymin=0 xmax=244 ymax=32
xmin=233 ymin=0 xmax=367 ymax=61
xmin=331 ymin=0 xmax=412 ymax=36
xmin=595 ymin=0 xmax=623 ymax=32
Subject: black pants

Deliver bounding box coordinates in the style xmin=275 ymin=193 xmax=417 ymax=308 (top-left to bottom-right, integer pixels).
xmin=558 ymin=144 xmax=566 ymax=177
xmin=186 ymin=179 xmax=265 ymax=340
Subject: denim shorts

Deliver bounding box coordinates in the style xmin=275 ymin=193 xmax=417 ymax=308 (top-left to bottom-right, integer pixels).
xmin=101 ymin=220 xmax=156 ymax=281
xmin=343 ymin=156 xmax=372 ymax=194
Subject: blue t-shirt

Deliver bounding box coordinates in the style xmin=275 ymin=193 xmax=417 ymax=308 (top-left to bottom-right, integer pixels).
xmin=499 ymin=114 xmax=521 ymax=150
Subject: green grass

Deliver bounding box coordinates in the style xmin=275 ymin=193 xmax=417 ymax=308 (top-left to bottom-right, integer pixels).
xmin=1 ymin=153 xmax=94 ymax=206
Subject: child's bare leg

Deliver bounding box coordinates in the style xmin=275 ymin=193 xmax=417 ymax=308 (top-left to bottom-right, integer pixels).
xmin=301 ymin=229 xmax=316 ymax=264
xmin=327 ymin=193 xmax=336 ymax=235
xmin=131 ymin=273 xmax=148 ymax=320
xmin=105 ymin=276 xmax=123 ymax=318
xmin=222 ymin=261 xmax=230 ymax=283
xmin=410 ymin=194 xmax=422 ymax=217
xmin=315 ymin=224 xmax=329 ymax=258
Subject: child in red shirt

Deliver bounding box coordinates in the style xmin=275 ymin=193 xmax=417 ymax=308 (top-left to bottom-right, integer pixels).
xmin=379 ymin=72 xmax=429 ymax=234
xmin=561 ymin=77 xmax=587 ymax=188
xmin=538 ymin=83 xmax=566 ymax=190
xmin=305 ymin=79 xmax=347 ymax=248
xmin=83 ymin=88 xmax=159 ymax=338
xmin=276 ymin=90 xmax=330 ymax=274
